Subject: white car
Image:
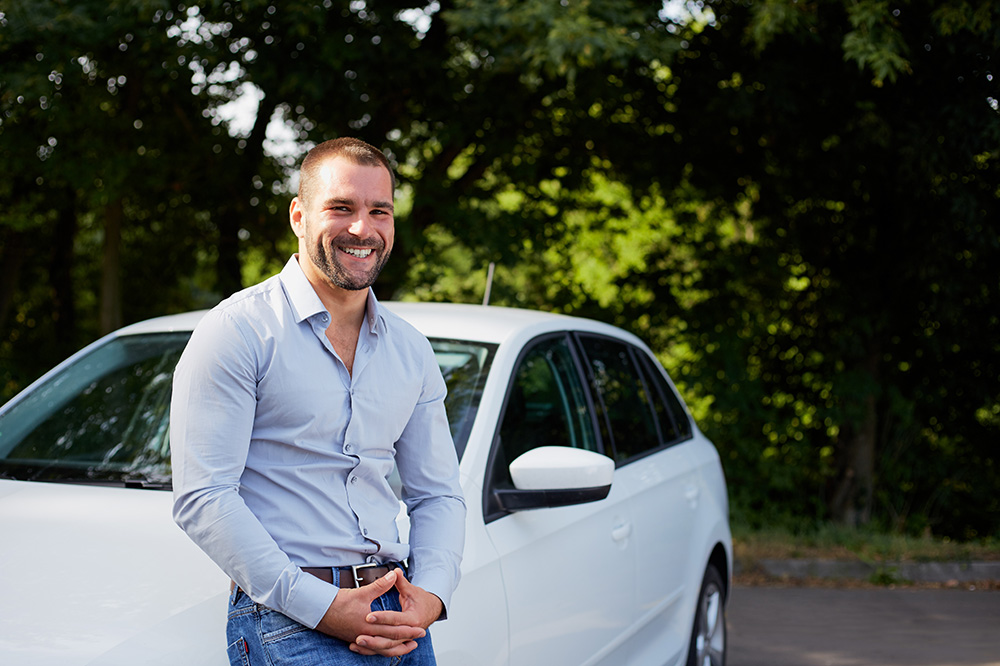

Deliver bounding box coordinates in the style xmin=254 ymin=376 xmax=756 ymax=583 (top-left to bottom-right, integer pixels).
xmin=0 ymin=303 xmax=731 ymax=666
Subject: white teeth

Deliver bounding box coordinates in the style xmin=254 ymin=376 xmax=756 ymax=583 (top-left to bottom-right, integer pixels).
xmin=342 ymin=247 xmax=373 ymax=258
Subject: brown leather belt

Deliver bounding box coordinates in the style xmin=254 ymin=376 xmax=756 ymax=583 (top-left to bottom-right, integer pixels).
xmin=303 ymin=561 xmax=406 ymax=589
xmin=229 ymin=561 xmax=407 ymax=594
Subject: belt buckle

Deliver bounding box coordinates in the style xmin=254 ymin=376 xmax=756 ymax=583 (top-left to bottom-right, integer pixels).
xmin=350 ymin=562 xmax=380 ymax=587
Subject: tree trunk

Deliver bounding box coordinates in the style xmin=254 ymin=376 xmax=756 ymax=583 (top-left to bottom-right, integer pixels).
xmin=0 ymin=227 xmax=25 ymax=333
xmin=51 ymin=189 xmax=78 ymax=355
xmin=100 ymin=199 xmax=124 ymax=335
xmin=215 ymin=207 xmax=244 ymax=298
xmin=829 ymin=347 xmax=880 ymax=525
xmin=211 ymin=93 xmax=281 ymax=298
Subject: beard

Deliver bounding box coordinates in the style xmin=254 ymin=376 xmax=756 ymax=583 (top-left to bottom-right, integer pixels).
xmin=307 ymin=233 xmax=391 ymax=291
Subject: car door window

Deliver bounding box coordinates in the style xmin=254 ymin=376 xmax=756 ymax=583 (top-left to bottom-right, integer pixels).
xmin=489 ymin=335 xmax=598 ymax=495
xmin=578 ymin=334 xmax=661 ymax=464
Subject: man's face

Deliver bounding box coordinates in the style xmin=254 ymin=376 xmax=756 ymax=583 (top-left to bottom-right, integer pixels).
xmin=290 ymin=156 xmax=394 ymax=292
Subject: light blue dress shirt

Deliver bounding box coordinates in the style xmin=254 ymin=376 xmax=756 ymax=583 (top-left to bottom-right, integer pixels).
xmin=171 ymin=256 xmax=466 ymax=630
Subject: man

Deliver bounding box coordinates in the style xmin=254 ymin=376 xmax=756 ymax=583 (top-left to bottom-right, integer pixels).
xmin=171 ymin=137 xmax=466 ymax=665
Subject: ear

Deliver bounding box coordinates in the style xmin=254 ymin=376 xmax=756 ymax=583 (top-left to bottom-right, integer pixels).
xmin=289 ymin=197 xmax=306 ymax=239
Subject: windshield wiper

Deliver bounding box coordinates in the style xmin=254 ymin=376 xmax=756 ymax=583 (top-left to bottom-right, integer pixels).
xmin=0 ymin=461 xmax=171 ymax=490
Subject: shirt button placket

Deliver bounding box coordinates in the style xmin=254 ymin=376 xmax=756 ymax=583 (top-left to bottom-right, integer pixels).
xmin=344 ymin=389 xmax=355 ymax=456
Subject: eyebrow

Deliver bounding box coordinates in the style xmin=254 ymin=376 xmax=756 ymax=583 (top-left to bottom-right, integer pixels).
xmin=322 ymin=197 xmax=394 ymax=212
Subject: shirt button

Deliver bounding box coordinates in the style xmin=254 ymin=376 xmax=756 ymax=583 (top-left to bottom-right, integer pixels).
xmin=350 ymin=476 xmax=358 ymax=484
xmin=345 ymin=444 xmax=352 ymax=452
xmin=363 ymin=529 xmax=369 ymax=536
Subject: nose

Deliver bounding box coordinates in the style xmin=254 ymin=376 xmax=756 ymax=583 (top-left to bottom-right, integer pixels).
xmin=347 ymin=214 xmax=370 ymax=237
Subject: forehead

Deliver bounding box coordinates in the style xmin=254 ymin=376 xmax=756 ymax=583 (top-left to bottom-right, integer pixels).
xmin=311 ymin=156 xmax=393 ymax=200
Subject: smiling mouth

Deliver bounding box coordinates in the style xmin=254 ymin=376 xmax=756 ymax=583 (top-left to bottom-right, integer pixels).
xmin=340 ymin=247 xmax=373 ymax=259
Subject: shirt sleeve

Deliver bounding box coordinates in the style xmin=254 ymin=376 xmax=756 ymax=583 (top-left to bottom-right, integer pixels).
xmin=170 ymin=308 xmax=336 ymax=629
xmin=393 ymin=337 xmax=467 ymax=617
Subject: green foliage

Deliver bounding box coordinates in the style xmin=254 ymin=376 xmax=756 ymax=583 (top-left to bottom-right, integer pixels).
xmin=733 ymin=520 xmax=1000 ymax=563
xmin=444 ymin=0 xmax=680 ymax=81
xmin=1 ymin=0 xmax=222 ymax=397
xmin=660 ymin=0 xmax=1000 ymax=536
xmin=841 ymin=0 xmax=912 ymax=84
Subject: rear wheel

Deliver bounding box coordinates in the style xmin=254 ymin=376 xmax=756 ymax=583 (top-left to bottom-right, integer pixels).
xmin=686 ymin=563 xmax=727 ymax=666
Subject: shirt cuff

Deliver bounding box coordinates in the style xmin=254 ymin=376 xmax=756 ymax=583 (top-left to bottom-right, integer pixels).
xmin=284 ymin=571 xmax=339 ymax=629
xmin=411 ymin=567 xmax=457 ymax=621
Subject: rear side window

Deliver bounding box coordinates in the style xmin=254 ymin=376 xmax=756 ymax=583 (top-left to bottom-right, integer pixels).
xmin=577 ymin=335 xmax=660 ymax=464
xmin=636 ymin=352 xmax=693 ymax=443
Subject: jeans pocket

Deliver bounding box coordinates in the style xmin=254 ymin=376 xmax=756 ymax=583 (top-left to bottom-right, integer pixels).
xmin=226 ymin=637 xmax=251 ymax=666
xmin=258 ymin=610 xmax=343 ymax=663
xmin=258 ymin=606 xmax=312 ymax=643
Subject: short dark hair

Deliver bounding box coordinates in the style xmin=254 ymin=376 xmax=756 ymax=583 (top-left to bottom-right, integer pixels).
xmin=297 ymin=137 xmax=396 ymax=203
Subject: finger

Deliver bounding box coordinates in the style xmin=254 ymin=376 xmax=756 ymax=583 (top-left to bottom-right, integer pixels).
xmin=351 ymin=637 xmax=420 ymax=657
xmin=366 ymin=608 xmax=421 ymax=626
xmin=360 ymin=569 xmax=398 ymax=601
xmin=350 ymin=644 xmax=380 ymax=657
xmin=391 ymin=569 xmax=416 ymax=592
xmin=358 ymin=613 xmax=426 ymax=637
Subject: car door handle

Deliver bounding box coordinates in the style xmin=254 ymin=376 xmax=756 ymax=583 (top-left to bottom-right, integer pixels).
xmin=611 ymin=522 xmax=632 ymax=542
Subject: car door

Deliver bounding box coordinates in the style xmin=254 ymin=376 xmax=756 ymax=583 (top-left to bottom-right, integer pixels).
xmin=484 ymin=333 xmax=636 ymax=666
xmin=575 ymin=334 xmax=701 ymax=665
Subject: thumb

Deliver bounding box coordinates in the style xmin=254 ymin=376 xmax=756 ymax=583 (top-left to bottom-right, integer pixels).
xmin=391 ymin=569 xmax=415 ymax=593
xmin=362 ymin=569 xmax=398 ymax=600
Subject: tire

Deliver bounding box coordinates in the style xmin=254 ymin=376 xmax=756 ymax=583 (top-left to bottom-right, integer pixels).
xmin=686 ymin=563 xmax=727 ymax=666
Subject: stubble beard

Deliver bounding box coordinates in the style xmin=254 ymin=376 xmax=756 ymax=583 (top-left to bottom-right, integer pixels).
xmin=308 ymin=233 xmax=391 ymax=291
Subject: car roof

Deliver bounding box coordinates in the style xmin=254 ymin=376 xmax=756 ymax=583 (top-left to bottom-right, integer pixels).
xmin=113 ymin=310 xmax=211 ymax=337
xmin=385 ymin=302 xmax=580 ymax=344
xmin=113 ymin=302 xmax=635 ymax=348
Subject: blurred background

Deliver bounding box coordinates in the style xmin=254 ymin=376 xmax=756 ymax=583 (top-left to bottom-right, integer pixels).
xmin=2 ymin=0 xmax=998 ymax=545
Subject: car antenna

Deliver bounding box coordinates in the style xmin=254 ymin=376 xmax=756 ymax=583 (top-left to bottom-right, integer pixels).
xmin=482 ymin=262 xmax=496 ymax=306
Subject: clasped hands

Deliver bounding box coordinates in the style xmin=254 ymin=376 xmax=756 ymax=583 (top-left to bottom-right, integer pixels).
xmin=316 ymin=569 xmax=443 ymax=657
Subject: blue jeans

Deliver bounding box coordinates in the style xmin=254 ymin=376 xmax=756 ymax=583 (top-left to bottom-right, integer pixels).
xmin=226 ymin=585 xmax=436 ymax=666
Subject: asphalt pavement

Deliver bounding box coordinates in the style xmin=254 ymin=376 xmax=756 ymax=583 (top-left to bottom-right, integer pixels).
xmin=727 ymin=585 xmax=1000 ymax=666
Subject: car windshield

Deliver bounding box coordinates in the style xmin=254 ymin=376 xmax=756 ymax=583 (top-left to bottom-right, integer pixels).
xmin=0 ymin=332 xmax=495 ymax=488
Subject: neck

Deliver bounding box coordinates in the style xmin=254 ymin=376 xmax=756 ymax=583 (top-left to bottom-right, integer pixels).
xmin=295 ymin=254 xmax=369 ymax=327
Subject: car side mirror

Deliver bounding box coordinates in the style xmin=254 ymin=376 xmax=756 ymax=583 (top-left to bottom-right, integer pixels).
xmin=494 ymin=446 xmax=615 ymax=512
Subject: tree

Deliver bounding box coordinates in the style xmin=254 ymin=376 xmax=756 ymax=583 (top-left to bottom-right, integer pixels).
xmin=0 ymin=0 xmax=243 ymax=397
xmin=1 ymin=0 xmax=691 ymax=398
xmin=653 ymin=0 xmax=1000 ymax=533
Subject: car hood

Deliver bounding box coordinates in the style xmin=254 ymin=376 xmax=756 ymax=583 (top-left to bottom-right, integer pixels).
xmin=0 ymin=479 xmax=230 ymax=666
